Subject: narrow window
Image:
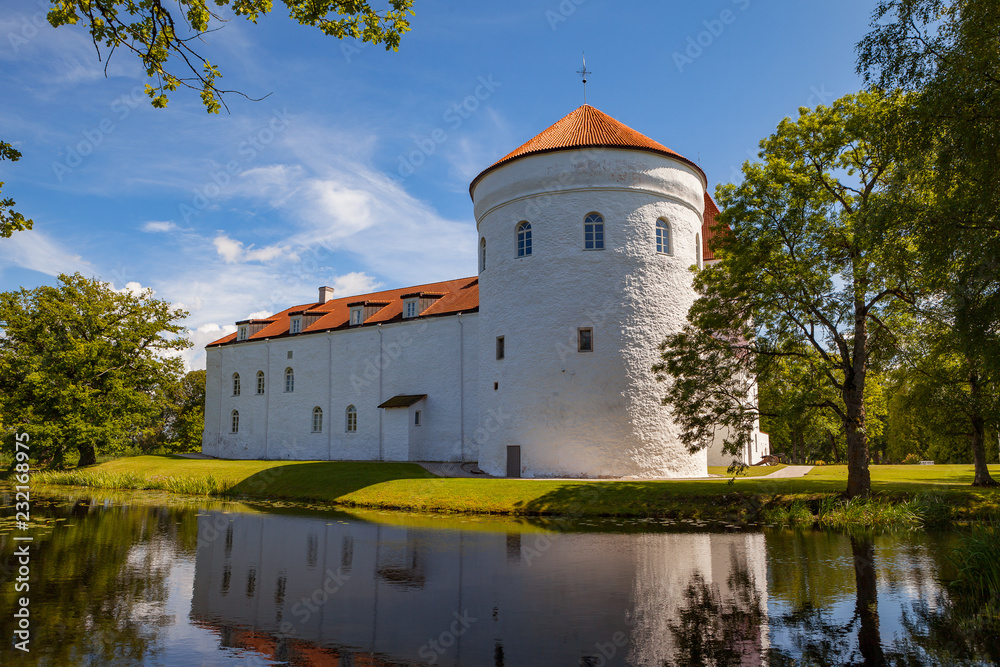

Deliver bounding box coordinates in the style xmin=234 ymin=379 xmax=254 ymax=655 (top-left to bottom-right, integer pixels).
xmin=496 ymin=335 xmax=505 ymax=360
xmin=312 ymin=407 xmax=323 ymax=433
xmin=656 ymin=219 xmax=671 ymax=254
xmin=346 ymin=405 xmax=357 ymax=433
xmin=414 ymin=410 xmax=421 ymax=426
xmin=578 ymin=328 xmax=593 ymax=352
xmin=237 ymin=326 xmax=248 ymax=341
xmin=584 ymin=213 xmax=604 ymax=250
xmin=256 ymin=371 xmax=265 ymax=394
xmin=479 ymin=237 xmax=487 ymax=272
xmin=290 ymin=317 xmax=301 ymax=334
xmin=696 ymin=232 xmax=703 ymax=269
xmin=231 ymin=410 xmax=240 ymax=433
xmin=232 ymin=373 xmax=241 ymax=396
xmin=516 ymin=221 xmax=532 ymax=257
xmin=285 ymin=367 xmax=294 ymax=393
xmin=287 ymin=350 xmax=293 ymax=359
xmin=404 ymin=300 xmax=418 ymax=318
xmin=350 ymin=307 xmax=363 ymax=325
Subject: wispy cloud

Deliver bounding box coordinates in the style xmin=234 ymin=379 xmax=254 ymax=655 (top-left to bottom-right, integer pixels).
xmin=0 ymin=228 xmax=92 ymax=277
xmin=142 ymin=220 xmax=179 ymax=233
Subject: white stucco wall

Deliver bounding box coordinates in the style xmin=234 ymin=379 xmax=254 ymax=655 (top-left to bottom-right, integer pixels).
xmin=473 ymin=148 xmax=709 ymax=478
xmin=202 ymin=313 xmax=480 ymax=462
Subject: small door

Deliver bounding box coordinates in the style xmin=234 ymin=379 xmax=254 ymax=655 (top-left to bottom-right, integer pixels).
xmin=506 ymin=446 xmax=521 ymax=478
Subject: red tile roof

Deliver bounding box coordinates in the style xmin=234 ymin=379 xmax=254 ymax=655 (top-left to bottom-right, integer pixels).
xmin=208 ymin=277 xmax=479 ymax=347
xmin=470 ymin=105 xmax=705 ymax=196
xmin=702 ymin=192 xmax=729 ymax=261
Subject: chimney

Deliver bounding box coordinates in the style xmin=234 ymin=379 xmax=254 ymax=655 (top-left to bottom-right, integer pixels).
xmin=318 ymin=286 xmax=335 ymax=303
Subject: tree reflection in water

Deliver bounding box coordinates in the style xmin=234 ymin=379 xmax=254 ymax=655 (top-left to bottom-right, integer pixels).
xmin=664 ymin=533 xmax=995 ymax=667
xmin=0 ymin=496 xmax=187 ymax=665
xmin=662 ymin=562 xmax=765 ymax=667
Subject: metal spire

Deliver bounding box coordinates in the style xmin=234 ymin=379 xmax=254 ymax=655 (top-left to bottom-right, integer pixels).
xmin=577 ymin=52 xmax=591 ymax=105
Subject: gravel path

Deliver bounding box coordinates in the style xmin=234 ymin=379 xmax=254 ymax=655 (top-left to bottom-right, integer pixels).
xmin=760 ymin=465 xmax=814 ymax=478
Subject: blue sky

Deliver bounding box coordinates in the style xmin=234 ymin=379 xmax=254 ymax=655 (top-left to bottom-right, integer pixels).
xmin=0 ymin=0 xmax=876 ymax=369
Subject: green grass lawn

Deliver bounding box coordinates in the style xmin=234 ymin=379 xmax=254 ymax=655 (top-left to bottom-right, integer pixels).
xmin=27 ymin=456 xmax=1000 ymax=524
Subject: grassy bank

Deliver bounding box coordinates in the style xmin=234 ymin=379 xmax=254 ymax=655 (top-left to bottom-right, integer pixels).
xmin=28 ymin=456 xmax=1000 ymax=526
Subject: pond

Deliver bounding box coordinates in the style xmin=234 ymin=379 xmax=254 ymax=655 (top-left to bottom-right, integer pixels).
xmin=0 ymin=486 xmax=995 ymax=666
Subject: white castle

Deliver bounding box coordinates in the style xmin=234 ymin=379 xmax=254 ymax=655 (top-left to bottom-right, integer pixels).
xmin=202 ymin=105 xmax=769 ymax=477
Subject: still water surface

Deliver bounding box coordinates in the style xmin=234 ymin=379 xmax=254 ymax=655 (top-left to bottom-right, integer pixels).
xmin=0 ymin=486 xmax=994 ymax=666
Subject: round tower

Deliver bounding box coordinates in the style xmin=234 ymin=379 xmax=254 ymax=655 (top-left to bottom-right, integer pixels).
xmin=470 ymin=105 xmax=708 ymax=478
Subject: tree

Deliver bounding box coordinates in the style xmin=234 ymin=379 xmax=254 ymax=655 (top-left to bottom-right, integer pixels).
xmin=0 ymin=273 xmax=189 ymax=466
xmin=655 ymin=91 xmax=915 ymax=499
xmin=858 ymin=0 xmax=1000 ymax=485
xmin=0 ymin=141 xmax=33 ymax=238
xmin=134 ymin=369 xmax=206 ymax=453
xmin=888 ymin=293 xmax=999 ymax=482
xmin=45 ymin=0 xmax=415 ymax=113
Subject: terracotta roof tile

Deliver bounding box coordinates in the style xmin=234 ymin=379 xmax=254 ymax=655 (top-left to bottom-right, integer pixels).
xmin=208 ymin=277 xmax=479 ymax=347
xmin=702 ymin=192 xmax=729 ymax=262
xmin=470 ymin=105 xmax=704 ymax=196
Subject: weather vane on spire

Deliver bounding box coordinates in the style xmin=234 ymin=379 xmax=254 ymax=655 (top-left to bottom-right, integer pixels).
xmin=577 ymin=52 xmax=591 ymax=105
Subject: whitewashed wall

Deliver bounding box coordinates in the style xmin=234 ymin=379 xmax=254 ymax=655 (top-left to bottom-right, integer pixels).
xmin=203 ymin=313 xmax=480 ymax=462
xmin=473 ymin=148 xmax=709 ymax=478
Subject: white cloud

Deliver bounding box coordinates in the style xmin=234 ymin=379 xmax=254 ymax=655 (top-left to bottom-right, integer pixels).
xmin=212 ymin=234 xmax=290 ymax=264
xmin=329 ymin=272 xmax=382 ymax=297
xmin=114 ymin=281 xmax=152 ymax=297
xmin=178 ymin=323 xmax=238 ymax=372
xmin=142 ymin=220 xmax=178 ymax=233
xmin=0 ymin=228 xmax=92 ymax=277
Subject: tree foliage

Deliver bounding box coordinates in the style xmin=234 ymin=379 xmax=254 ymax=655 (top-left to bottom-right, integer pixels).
xmin=46 ymin=0 xmax=415 ymax=112
xmin=134 ymin=369 xmax=206 ymax=453
xmin=858 ymin=0 xmax=1000 ymax=482
xmin=0 ymin=273 xmax=189 ymax=466
xmin=656 ymin=91 xmax=915 ymax=498
xmin=0 ymin=141 xmax=33 ymax=238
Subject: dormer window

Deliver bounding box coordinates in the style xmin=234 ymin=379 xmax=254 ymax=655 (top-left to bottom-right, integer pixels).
xmin=349 ymin=306 xmax=363 ymax=326
xmin=399 ymin=292 xmax=443 ymax=319
xmin=290 ymin=317 xmax=302 ymax=334
xmin=237 ymin=326 xmax=248 ymax=341
xmin=404 ymin=298 xmax=418 ymax=319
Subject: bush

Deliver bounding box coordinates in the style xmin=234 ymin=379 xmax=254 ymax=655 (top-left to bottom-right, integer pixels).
xmin=903 ymin=453 xmax=922 ymax=464
xmin=813 ymin=460 xmax=826 ymax=466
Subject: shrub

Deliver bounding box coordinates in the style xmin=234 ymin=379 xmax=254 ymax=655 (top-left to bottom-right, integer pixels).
xmin=813 ymin=460 xmax=826 ymax=466
xmin=903 ymin=453 xmax=921 ymax=465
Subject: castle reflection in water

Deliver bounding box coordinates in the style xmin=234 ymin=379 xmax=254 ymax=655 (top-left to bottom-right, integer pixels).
xmin=190 ymin=511 xmax=768 ymax=666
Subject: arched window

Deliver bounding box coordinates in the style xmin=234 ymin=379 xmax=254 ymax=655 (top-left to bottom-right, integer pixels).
xmin=516 ymin=221 xmax=532 ymax=257
xmin=479 ymin=237 xmax=487 ymax=272
xmin=232 ymin=373 xmax=241 ymax=396
xmin=346 ymin=405 xmax=357 ymax=432
xmin=656 ymin=219 xmax=671 ymax=254
xmin=231 ymin=410 xmax=239 ymax=433
xmin=696 ymin=233 xmax=703 ymax=269
xmin=284 ymin=368 xmax=294 ymax=393
xmin=256 ymin=371 xmax=265 ymax=394
xmin=312 ymin=407 xmax=323 ymax=433
xmin=584 ymin=213 xmax=604 ymax=250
